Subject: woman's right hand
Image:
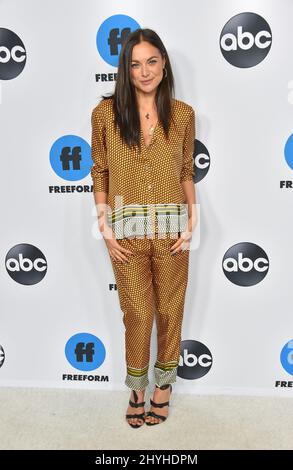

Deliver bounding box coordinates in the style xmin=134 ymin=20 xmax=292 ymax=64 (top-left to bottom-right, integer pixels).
xmin=101 ymin=224 xmax=134 ymax=263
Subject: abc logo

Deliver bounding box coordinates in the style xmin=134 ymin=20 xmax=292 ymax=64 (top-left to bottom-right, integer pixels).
xmin=178 ymin=340 xmax=213 ymax=380
xmin=220 ymin=12 xmax=272 ymax=68
xmin=0 ymin=28 xmax=26 ymax=80
xmin=222 ymin=242 xmax=269 ymax=286
xmin=5 ymin=244 xmax=47 ymax=285
xmin=194 ymin=139 xmax=210 ymax=184
xmin=0 ymin=345 xmax=5 ymax=368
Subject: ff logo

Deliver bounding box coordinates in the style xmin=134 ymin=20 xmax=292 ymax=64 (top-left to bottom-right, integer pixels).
xmin=280 ymin=340 xmax=293 ymax=376
xmin=0 ymin=28 xmax=26 ymax=80
xmin=50 ymin=135 xmax=92 ymax=181
xmin=65 ymin=333 xmax=106 ymax=371
xmin=284 ymin=134 xmax=293 ymax=171
xmin=178 ymin=340 xmax=213 ymax=380
xmin=96 ymin=15 xmax=140 ymax=67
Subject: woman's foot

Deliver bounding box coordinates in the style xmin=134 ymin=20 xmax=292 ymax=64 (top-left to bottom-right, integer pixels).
xmin=125 ymin=389 xmax=146 ymax=428
xmin=145 ymin=384 xmax=172 ymax=425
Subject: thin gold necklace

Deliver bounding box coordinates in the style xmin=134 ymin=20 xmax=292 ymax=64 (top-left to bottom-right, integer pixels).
xmin=144 ymin=112 xmax=157 ymax=135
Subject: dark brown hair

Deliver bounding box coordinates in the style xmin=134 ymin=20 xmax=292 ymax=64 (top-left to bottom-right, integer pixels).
xmin=99 ymin=28 xmax=175 ymax=150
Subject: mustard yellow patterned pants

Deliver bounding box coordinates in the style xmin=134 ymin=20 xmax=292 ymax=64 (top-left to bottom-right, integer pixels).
xmin=110 ymin=232 xmax=190 ymax=391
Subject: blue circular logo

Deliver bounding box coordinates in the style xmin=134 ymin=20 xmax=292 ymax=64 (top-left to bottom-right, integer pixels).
xmin=65 ymin=333 xmax=106 ymax=371
xmin=284 ymin=134 xmax=293 ymax=170
xmin=96 ymin=15 xmax=140 ymax=67
xmin=280 ymin=340 xmax=293 ymax=375
xmin=50 ymin=135 xmax=91 ymax=181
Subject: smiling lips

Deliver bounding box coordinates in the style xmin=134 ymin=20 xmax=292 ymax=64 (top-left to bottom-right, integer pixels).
xmin=141 ymin=79 xmax=153 ymax=85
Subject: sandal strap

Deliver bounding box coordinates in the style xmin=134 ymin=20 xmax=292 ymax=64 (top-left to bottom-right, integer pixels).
xmin=150 ymin=398 xmax=169 ymax=408
xmin=129 ymin=400 xmax=145 ymax=408
xmin=126 ymin=412 xmax=145 ymax=419
xmin=130 ymin=389 xmax=145 ymax=408
xmin=156 ymin=384 xmax=172 ymax=390
xmin=146 ymin=410 xmax=166 ymax=422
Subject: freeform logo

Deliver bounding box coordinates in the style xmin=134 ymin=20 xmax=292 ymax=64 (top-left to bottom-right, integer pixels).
xmin=0 ymin=28 xmax=26 ymax=80
xmin=65 ymin=333 xmax=106 ymax=371
xmin=5 ymin=244 xmax=47 ymax=285
xmin=96 ymin=15 xmax=140 ymax=67
xmin=50 ymin=135 xmax=92 ymax=181
xmin=178 ymin=340 xmax=213 ymax=380
xmin=220 ymin=12 xmax=272 ymax=68
xmin=0 ymin=345 xmax=5 ymax=368
xmin=194 ymin=139 xmax=210 ymax=184
xmin=280 ymin=133 xmax=293 ymax=190
xmin=284 ymin=133 xmax=293 ymax=171
xmin=222 ymin=242 xmax=269 ymax=286
xmin=280 ymin=339 xmax=293 ymax=376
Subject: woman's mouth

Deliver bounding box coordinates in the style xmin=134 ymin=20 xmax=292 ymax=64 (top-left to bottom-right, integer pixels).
xmin=141 ymin=79 xmax=153 ymax=85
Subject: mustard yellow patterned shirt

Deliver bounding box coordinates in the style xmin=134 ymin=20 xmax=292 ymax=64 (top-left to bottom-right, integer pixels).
xmin=90 ymin=97 xmax=195 ymax=239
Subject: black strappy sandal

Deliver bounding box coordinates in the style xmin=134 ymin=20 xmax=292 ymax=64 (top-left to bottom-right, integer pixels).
xmin=145 ymin=383 xmax=172 ymax=426
xmin=125 ymin=389 xmax=146 ymax=428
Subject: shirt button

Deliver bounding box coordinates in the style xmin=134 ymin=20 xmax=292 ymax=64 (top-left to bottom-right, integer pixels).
xmin=148 ymin=184 xmax=152 ymax=190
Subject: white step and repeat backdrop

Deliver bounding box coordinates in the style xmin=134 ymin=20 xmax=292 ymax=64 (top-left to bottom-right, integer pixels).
xmin=1 ymin=0 xmax=293 ymax=396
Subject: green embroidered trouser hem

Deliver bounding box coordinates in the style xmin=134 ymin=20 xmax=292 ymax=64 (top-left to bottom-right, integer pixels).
xmin=154 ymin=360 xmax=178 ymax=387
xmin=125 ymin=365 xmax=149 ymax=391
xmin=125 ymin=361 xmax=179 ymax=390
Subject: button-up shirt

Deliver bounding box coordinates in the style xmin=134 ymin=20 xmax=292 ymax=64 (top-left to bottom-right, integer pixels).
xmin=90 ymin=97 xmax=195 ymax=238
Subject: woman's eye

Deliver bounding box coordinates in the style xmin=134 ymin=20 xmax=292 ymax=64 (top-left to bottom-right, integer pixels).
xmin=131 ymin=61 xmax=157 ymax=67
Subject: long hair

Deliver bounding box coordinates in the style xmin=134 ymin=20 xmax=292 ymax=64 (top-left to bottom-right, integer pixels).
xmin=99 ymin=28 xmax=175 ymax=150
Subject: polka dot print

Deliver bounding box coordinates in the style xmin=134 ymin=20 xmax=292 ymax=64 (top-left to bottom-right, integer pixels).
xmin=90 ymin=96 xmax=195 ymax=239
xmin=90 ymin=96 xmax=195 ymax=391
xmin=110 ymin=233 xmax=190 ymax=391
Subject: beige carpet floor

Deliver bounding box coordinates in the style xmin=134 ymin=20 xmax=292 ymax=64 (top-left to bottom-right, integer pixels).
xmin=0 ymin=386 xmax=292 ymax=450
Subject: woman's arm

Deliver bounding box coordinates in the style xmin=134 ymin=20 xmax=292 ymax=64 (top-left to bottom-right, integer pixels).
xmin=93 ymin=190 xmax=112 ymax=236
xmin=91 ymin=105 xmax=112 ymax=237
xmin=181 ymin=179 xmax=197 ymax=233
xmin=181 ymin=107 xmax=197 ymax=234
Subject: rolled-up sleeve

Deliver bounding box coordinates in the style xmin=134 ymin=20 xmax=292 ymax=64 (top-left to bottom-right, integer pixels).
xmin=90 ymin=105 xmax=109 ymax=193
xmin=180 ymin=107 xmax=195 ymax=182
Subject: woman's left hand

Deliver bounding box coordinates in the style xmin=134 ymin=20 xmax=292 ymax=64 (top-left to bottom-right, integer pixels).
xmin=170 ymin=215 xmax=197 ymax=255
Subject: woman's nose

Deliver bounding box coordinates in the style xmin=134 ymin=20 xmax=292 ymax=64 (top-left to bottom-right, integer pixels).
xmin=141 ymin=65 xmax=150 ymax=77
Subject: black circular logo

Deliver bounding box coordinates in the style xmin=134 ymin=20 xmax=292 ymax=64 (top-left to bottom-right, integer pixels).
xmin=220 ymin=12 xmax=272 ymax=68
xmin=5 ymin=244 xmax=47 ymax=285
xmin=194 ymin=139 xmax=210 ymax=184
xmin=222 ymin=242 xmax=269 ymax=286
xmin=0 ymin=345 xmax=5 ymax=368
xmin=0 ymin=28 xmax=26 ymax=80
xmin=178 ymin=340 xmax=213 ymax=380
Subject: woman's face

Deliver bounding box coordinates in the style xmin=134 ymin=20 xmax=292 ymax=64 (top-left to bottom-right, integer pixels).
xmin=130 ymin=41 xmax=166 ymax=95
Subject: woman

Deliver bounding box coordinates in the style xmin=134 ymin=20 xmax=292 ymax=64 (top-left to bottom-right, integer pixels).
xmin=91 ymin=28 xmax=197 ymax=427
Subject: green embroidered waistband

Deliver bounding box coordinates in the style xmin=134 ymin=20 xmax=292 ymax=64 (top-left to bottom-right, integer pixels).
xmin=107 ymin=203 xmax=188 ymax=239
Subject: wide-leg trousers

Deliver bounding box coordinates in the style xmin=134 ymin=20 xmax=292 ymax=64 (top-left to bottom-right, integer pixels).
xmin=110 ymin=232 xmax=190 ymax=391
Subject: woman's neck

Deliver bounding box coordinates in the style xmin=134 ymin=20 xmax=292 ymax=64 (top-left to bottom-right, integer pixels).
xmin=136 ymin=90 xmax=157 ymax=112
